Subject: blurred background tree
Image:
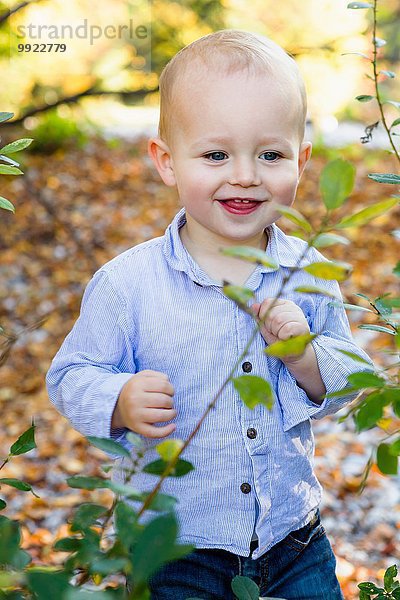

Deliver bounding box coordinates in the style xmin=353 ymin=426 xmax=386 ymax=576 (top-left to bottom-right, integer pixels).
xmin=1 ymin=0 xmax=398 ymax=140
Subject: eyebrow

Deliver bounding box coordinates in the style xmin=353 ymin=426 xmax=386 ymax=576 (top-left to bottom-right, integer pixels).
xmin=190 ymin=136 xmax=292 ymax=149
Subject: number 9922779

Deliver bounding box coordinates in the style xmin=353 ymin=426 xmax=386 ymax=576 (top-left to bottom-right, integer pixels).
xmin=18 ymin=43 xmax=66 ymax=52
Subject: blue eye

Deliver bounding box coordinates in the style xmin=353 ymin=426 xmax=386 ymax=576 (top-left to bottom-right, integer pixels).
xmin=260 ymin=151 xmax=280 ymax=161
xmin=204 ymin=151 xmax=227 ymax=161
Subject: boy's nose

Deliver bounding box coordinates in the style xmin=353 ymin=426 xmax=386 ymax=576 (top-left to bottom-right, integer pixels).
xmin=228 ymin=157 xmax=262 ymax=187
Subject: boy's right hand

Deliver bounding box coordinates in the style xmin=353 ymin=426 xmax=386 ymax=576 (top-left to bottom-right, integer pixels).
xmin=111 ymin=370 xmax=176 ymax=438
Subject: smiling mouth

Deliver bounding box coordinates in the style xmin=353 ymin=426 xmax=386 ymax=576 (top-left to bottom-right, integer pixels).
xmin=216 ymin=198 xmax=263 ymax=214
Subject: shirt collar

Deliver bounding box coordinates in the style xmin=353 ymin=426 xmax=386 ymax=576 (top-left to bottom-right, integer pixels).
xmin=162 ymin=208 xmax=310 ymax=284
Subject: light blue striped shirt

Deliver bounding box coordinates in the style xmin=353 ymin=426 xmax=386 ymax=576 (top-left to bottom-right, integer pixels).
xmin=46 ymin=208 xmax=372 ymax=559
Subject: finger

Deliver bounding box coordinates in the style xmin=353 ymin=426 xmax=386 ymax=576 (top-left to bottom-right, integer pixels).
xmin=276 ymin=321 xmax=309 ymax=340
xmin=139 ymin=422 xmax=177 ymax=439
xmin=144 ymin=393 xmax=174 ymax=409
xmin=142 ymin=380 xmax=174 ymax=395
xmin=249 ymin=302 xmax=260 ymax=316
xmin=139 ymin=370 xmax=170 ymax=380
xmin=142 ymin=407 xmax=177 ymax=423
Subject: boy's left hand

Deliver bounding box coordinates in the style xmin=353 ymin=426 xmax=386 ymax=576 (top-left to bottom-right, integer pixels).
xmin=251 ymin=299 xmax=310 ymax=355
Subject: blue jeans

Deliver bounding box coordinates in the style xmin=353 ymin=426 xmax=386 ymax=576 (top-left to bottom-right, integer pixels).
xmin=143 ymin=510 xmax=344 ymax=599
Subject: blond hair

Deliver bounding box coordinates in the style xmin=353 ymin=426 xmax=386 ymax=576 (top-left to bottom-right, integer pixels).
xmin=158 ymin=29 xmax=307 ymax=143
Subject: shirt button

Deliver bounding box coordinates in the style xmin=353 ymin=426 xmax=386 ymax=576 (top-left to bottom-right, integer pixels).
xmin=247 ymin=428 xmax=257 ymax=439
xmin=240 ymin=483 xmax=252 ymax=494
xmin=242 ymin=361 xmax=252 ymax=373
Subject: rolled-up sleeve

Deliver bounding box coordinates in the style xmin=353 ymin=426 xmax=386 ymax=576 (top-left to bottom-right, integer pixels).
xmin=306 ymin=282 xmax=373 ymax=419
xmin=46 ymin=270 xmax=136 ymax=445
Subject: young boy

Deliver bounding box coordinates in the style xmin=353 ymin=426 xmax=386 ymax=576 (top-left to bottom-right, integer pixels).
xmin=47 ymin=30 xmax=372 ymax=599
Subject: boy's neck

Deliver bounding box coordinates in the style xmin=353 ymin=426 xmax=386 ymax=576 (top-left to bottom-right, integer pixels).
xmin=179 ymin=218 xmax=269 ymax=286
xmin=180 ymin=213 xmax=268 ymax=255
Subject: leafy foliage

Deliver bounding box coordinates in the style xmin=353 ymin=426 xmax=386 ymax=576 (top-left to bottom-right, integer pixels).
xmin=0 ymin=112 xmax=33 ymax=211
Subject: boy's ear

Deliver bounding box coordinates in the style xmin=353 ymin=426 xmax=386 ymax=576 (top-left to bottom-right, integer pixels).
xmin=148 ymin=137 xmax=176 ymax=187
xmin=298 ymin=141 xmax=312 ymax=179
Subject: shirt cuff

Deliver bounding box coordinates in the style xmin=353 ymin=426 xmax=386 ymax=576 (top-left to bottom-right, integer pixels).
xmin=305 ymin=337 xmax=373 ymax=420
xmin=90 ymin=372 xmax=134 ymax=442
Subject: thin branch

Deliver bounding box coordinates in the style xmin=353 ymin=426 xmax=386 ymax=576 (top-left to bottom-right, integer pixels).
xmin=137 ymin=241 xmax=314 ymax=518
xmin=372 ymin=0 xmax=400 ymax=163
xmin=1 ymin=86 xmax=158 ymax=128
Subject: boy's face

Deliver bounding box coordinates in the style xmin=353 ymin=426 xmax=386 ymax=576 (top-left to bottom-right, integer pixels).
xmin=149 ymin=69 xmax=311 ymax=249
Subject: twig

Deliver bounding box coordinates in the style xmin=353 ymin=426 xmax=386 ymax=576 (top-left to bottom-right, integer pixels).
xmin=1 ymin=88 xmax=158 ymax=128
xmin=137 ymin=239 xmax=315 ymax=517
xmin=372 ymin=0 xmax=400 ymax=162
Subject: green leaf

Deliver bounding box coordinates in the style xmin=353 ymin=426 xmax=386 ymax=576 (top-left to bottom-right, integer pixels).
xmin=375 ymin=297 xmax=393 ymax=316
xmin=358 ymin=582 xmax=383 ymax=594
xmin=0 ymin=112 xmax=14 ymax=123
xmin=10 ymin=424 xmax=36 ymax=456
xmin=223 ymin=284 xmax=254 ymax=307
xmin=303 ymin=260 xmax=352 ymax=281
xmin=380 ymin=70 xmax=396 ymax=78
xmin=347 ymin=1 xmax=373 ymax=7
xmin=368 ymin=173 xmax=400 ymax=184
xmin=0 ymin=165 xmax=23 ymax=175
xmin=312 ymin=232 xmax=350 ymax=248
xmin=384 ymin=564 xmax=398 ymax=591
xmin=273 ymin=204 xmax=312 ymax=232
xmin=319 ymin=159 xmax=356 ymax=209
xmin=389 ymin=439 xmax=400 ymax=457
xmin=27 ymin=570 xmax=73 ymax=600
xmin=112 ymin=483 xmax=178 ymax=512
xmin=391 ymin=118 xmax=400 ymax=129
xmin=220 ymin=246 xmax=278 ymax=270
xmin=0 ymin=153 xmax=20 ymax=167
xmin=87 ymin=436 xmax=131 ymax=459
xmin=265 ymin=333 xmax=317 ymax=359
xmin=0 ymin=516 xmax=31 ymax=568
xmin=231 ymin=575 xmax=260 ymax=600
xmin=143 ymin=458 xmax=194 ymax=477
xmin=392 ymin=587 xmax=400 ymax=600
xmin=337 ymin=349 xmax=371 ymax=364
xmin=67 ymin=475 xmax=111 ymax=490
xmin=358 ymin=591 xmax=372 ymax=600
xmin=356 ymin=95 xmax=374 ymax=102
xmin=70 ymin=503 xmax=108 ymax=532
xmin=294 ymin=285 xmax=337 ymax=298
xmin=156 ymin=439 xmax=184 ymax=462
xmin=377 ymin=443 xmax=398 ymax=475
xmin=126 ymin=431 xmax=144 ymax=447
xmin=0 ymin=478 xmax=39 ymax=497
xmin=342 ymin=302 xmax=373 ymax=312
xmin=115 ymin=500 xmax=140 ymax=550
xmin=0 ymin=499 xmax=6 ymax=510
xmin=358 ymin=324 xmax=396 ymax=335
xmin=90 ymin=557 xmax=129 ymax=576
xmin=0 ymin=196 xmax=15 ymax=212
xmin=337 ymin=198 xmax=399 ymax=228
xmin=385 ymin=100 xmax=400 ymax=110
xmin=131 ymin=513 xmax=194 ymax=584
xmin=53 ymin=536 xmax=82 ymax=552
xmin=0 ymin=138 xmax=33 ymax=155
xmin=232 ymin=375 xmax=274 ymax=410
xmin=354 ymin=393 xmax=387 ymax=431
xmin=347 ymin=372 xmax=385 ymax=389
xmin=341 ymin=51 xmax=371 ymax=60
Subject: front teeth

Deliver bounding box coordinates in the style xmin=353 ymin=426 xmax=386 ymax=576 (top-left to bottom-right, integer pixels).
xmin=233 ymin=199 xmax=250 ymax=203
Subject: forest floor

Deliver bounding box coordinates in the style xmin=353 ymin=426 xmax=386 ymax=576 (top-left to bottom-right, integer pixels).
xmin=0 ymin=135 xmax=399 ymax=599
